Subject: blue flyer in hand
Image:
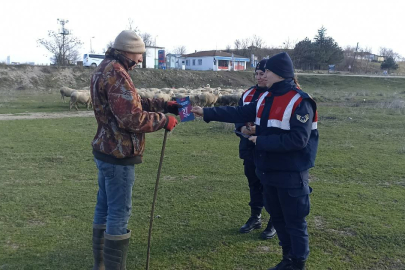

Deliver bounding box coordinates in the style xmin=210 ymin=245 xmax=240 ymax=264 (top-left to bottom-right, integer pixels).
xmin=176 ymin=96 xmax=195 ymax=122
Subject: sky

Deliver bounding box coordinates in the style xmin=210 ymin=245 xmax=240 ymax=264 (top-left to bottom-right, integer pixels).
xmin=1 ymin=0 xmax=404 ymax=64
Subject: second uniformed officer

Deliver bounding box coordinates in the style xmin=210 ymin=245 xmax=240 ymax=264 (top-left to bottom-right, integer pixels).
xmin=235 ymin=59 xmax=276 ymax=240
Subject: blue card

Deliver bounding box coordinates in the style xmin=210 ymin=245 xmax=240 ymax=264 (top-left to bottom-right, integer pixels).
xmin=176 ymin=96 xmax=195 ymax=122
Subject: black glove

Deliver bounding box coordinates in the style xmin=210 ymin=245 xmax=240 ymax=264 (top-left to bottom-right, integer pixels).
xmin=165 ymin=101 xmax=182 ymax=115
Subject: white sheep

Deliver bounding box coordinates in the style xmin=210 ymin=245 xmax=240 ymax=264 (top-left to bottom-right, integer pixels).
xmin=69 ymin=91 xmax=92 ymax=111
xmin=189 ymin=94 xmax=200 ymax=106
xmin=60 ymin=86 xmax=77 ymax=103
xmin=139 ymin=91 xmax=155 ymax=99
xmin=154 ymin=90 xmax=174 ymax=102
xmin=198 ymin=91 xmax=221 ymax=107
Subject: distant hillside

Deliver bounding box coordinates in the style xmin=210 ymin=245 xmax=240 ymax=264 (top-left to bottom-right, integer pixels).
xmin=1 ymin=64 xmax=404 ymax=95
xmin=0 ymin=65 xmax=256 ymax=93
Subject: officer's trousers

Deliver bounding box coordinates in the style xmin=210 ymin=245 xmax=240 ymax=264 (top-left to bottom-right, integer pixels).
xmin=262 ymin=184 xmax=311 ymax=260
xmin=243 ymin=159 xmax=263 ymax=214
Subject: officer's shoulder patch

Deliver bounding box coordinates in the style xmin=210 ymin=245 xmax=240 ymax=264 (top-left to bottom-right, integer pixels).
xmin=296 ymin=114 xmax=309 ymax=123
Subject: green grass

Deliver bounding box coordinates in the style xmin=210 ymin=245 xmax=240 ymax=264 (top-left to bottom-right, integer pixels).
xmin=0 ymin=91 xmax=74 ymax=114
xmin=0 ymin=76 xmax=405 ymax=269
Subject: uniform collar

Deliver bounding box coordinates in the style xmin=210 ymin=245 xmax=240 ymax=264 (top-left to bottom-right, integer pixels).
xmin=268 ymin=79 xmax=295 ymax=96
xmin=255 ymin=85 xmax=268 ymax=92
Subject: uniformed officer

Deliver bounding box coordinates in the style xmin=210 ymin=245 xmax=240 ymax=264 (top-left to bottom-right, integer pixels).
xmin=235 ymin=59 xmax=276 ymax=240
xmin=191 ymin=52 xmax=318 ymax=270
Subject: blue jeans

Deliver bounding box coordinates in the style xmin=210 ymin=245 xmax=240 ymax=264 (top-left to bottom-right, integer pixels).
xmin=93 ymin=158 xmax=135 ymax=235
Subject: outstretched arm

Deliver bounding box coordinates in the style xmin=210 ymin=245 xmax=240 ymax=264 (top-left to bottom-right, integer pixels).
xmin=191 ymin=102 xmax=257 ymax=124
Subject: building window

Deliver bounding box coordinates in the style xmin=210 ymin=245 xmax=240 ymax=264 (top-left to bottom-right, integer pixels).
xmin=193 ymin=59 xmax=196 ymax=65
xmin=218 ymin=60 xmax=228 ymax=67
xmin=186 ymin=60 xmax=189 ymax=66
xmin=198 ymin=59 xmax=202 ymax=65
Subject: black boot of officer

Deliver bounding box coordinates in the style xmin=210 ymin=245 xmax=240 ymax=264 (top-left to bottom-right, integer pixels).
xmin=239 ymin=209 xmax=262 ymax=233
xmin=268 ymin=248 xmax=292 ymax=270
xmin=260 ymin=219 xmax=276 ymax=240
xmin=290 ymin=259 xmax=306 ymax=270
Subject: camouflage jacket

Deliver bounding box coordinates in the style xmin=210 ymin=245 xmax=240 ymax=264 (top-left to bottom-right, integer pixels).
xmin=90 ymin=48 xmax=168 ymax=165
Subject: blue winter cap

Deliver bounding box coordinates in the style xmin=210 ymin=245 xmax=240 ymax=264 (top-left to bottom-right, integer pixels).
xmin=265 ymin=52 xmax=294 ymax=79
xmin=255 ymin=59 xmax=267 ymax=72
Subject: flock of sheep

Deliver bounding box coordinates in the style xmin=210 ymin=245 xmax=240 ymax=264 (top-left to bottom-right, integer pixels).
xmin=60 ymin=84 xmax=246 ymax=110
xmin=138 ymin=84 xmax=244 ymax=107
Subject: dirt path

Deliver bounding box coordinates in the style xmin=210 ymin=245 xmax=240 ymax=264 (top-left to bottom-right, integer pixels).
xmin=0 ymin=111 xmax=94 ymax=120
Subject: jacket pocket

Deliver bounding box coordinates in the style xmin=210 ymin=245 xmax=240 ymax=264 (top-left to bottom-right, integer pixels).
xmin=98 ymin=160 xmax=115 ymax=178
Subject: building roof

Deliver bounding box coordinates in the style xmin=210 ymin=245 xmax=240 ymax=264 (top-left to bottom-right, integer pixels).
xmin=183 ymin=50 xmax=248 ymax=59
xmin=145 ymin=46 xmax=165 ymax=49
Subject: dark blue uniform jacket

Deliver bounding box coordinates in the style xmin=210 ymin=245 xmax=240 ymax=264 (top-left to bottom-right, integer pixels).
xmin=234 ymin=85 xmax=267 ymax=161
xmin=204 ymin=79 xmax=319 ymax=189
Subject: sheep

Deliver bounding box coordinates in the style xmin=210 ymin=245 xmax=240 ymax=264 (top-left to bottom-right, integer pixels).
xmin=198 ymin=91 xmax=221 ymax=107
xmin=216 ymin=94 xmax=240 ymax=106
xmin=139 ymin=91 xmax=155 ymax=99
xmin=69 ymin=91 xmax=92 ymax=111
xmin=161 ymin=88 xmax=173 ymax=94
xmin=189 ymin=94 xmax=200 ymax=106
xmin=173 ymin=93 xmax=188 ymax=100
xmin=154 ymin=90 xmax=174 ymax=102
xmin=60 ymin=86 xmax=77 ymax=103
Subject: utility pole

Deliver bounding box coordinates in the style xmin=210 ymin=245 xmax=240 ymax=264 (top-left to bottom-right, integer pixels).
xmin=154 ymin=35 xmax=158 ymax=69
xmin=57 ymin=19 xmax=70 ymax=66
xmin=90 ymin=36 xmax=95 ymax=53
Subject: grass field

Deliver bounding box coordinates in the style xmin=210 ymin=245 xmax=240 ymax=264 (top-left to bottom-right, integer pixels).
xmin=0 ymin=75 xmax=405 ymax=269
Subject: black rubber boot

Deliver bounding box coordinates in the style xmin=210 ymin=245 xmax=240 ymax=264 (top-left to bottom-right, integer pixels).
xmin=260 ymin=219 xmax=277 ymax=240
xmin=239 ymin=210 xmax=262 ymax=233
xmin=92 ymin=225 xmax=106 ymax=270
xmin=268 ymin=248 xmax=292 ymax=270
xmin=291 ymin=258 xmax=306 ymax=270
xmin=103 ymin=230 xmax=131 ymax=270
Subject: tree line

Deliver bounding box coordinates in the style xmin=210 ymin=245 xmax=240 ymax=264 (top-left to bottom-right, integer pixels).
xmin=228 ymin=27 xmax=401 ymax=73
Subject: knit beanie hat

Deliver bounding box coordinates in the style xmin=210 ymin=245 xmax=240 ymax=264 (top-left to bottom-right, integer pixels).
xmin=113 ymin=30 xmax=146 ymax=54
xmin=265 ymin=52 xmax=294 ymax=79
xmin=255 ymin=59 xmax=267 ymax=72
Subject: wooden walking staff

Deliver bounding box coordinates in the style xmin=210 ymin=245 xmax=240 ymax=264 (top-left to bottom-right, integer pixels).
xmin=146 ymin=129 xmax=169 ymax=270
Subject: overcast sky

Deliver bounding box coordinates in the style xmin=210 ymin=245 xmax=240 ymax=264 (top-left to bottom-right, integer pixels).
xmin=1 ymin=0 xmax=404 ymax=64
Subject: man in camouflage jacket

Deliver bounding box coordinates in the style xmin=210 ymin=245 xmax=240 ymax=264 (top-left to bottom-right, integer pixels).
xmin=90 ymin=30 xmax=178 ymax=270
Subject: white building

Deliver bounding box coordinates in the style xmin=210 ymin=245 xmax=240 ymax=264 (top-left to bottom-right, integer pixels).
xmin=144 ymin=46 xmax=165 ymax=69
xmin=180 ymin=50 xmax=250 ymax=71
xmin=166 ymin=54 xmax=184 ymax=69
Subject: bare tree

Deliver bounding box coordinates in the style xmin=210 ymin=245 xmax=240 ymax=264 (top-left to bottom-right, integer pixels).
xmin=240 ymin=38 xmax=251 ymax=50
xmin=173 ymin=46 xmax=187 ymax=55
xmin=127 ymin=18 xmax=140 ymax=34
xmin=379 ymin=47 xmax=400 ymax=60
xmin=140 ymin=32 xmax=153 ymax=46
xmin=252 ymin=35 xmax=264 ymax=48
xmin=282 ymin=37 xmax=297 ymax=49
xmin=234 ymin=39 xmax=241 ymax=50
xmin=37 ymin=30 xmax=82 ymax=66
xmin=103 ymin=40 xmax=114 ymax=53
xmin=225 ymin=45 xmax=231 ymax=52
